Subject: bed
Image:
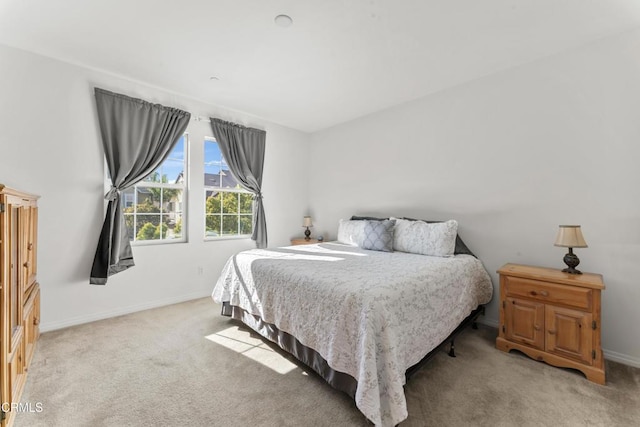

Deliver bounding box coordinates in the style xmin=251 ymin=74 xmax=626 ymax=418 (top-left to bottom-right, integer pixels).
xmin=212 ymin=225 xmax=493 ymax=426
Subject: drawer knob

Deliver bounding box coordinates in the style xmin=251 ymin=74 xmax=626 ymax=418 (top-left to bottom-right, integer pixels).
xmin=534 ymin=324 xmax=541 ymax=331
xmin=530 ymin=290 xmax=549 ymax=297
xmin=23 ymin=261 xmax=30 ymax=268
xmin=548 ymin=329 xmax=556 ymax=335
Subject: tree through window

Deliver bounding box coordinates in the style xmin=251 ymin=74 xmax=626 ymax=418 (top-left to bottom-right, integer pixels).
xmin=121 ymin=134 xmax=187 ymax=243
xmin=204 ymin=138 xmax=253 ymax=239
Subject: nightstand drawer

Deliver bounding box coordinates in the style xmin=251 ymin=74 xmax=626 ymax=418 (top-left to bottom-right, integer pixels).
xmin=504 ymin=276 xmax=592 ymax=310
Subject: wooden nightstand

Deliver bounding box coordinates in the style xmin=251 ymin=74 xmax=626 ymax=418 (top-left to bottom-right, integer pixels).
xmin=290 ymin=238 xmax=320 ymax=246
xmin=496 ymin=263 xmax=605 ymax=384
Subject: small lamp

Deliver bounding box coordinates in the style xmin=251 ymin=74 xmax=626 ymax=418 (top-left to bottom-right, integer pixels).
xmin=303 ymin=216 xmax=313 ymax=241
xmin=554 ymin=225 xmax=588 ymax=274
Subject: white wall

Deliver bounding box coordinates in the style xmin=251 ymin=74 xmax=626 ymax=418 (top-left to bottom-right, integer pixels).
xmin=2 ymin=27 xmax=639 ymax=366
xmin=308 ymin=29 xmax=640 ymax=366
xmin=0 ymin=44 xmax=310 ymax=331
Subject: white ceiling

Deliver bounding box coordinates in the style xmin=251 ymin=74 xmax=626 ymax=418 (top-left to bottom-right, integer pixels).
xmin=1 ymin=0 xmax=640 ymax=133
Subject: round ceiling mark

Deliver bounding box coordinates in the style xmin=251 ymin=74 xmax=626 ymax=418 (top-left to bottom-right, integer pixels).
xmin=274 ymin=14 xmax=293 ymax=28
xmin=209 ymin=76 xmax=220 ymax=81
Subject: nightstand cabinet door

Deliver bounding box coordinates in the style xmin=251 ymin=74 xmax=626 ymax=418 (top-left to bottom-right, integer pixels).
xmin=505 ymin=297 xmax=544 ymax=350
xmin=545 ymin=305 xmax=592 ymax=365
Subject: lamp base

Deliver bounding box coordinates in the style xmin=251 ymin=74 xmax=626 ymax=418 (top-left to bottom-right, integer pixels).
xmin=562 ymin=249 xmax=582 ymax=274
xmin=304 ymin=227 xmax=311 ymax=241
xmin=562 ymin=266 xmax=582 ymax=275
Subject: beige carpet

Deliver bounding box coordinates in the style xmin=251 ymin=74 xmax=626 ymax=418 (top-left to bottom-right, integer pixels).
xmin=15 ymin=298 xmax=640 ymax=427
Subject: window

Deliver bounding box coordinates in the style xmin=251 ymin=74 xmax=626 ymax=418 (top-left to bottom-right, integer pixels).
xmin=204 ymin=138 xmax=253 ymax=239
xmin=122 ymin=134 xmax=188 ymax=243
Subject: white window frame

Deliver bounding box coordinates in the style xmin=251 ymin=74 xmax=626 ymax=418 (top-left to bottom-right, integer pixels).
xmin=122 ymin=133 xmax=189 ymax=246
xmin=204 ymin=137 xmax=253 ymax=241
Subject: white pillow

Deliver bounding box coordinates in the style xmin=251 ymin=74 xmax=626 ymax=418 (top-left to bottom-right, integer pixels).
xmin=336 ymin=219 xmax=366 ymax=246
xmin=392 ymin=218 xmax=458 ymax=257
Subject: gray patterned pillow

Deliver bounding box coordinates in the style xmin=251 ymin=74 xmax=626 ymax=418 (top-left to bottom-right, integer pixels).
xmin=361 ymin=219 xmax=396 ymax=252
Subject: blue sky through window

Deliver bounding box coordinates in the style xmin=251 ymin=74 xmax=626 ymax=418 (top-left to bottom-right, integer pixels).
xmin=146 ymin=135 xmax=185 ymax=183
xmin=204 ymin=139 xmax=227 ymax=175
xmin=143 ymin=137 xmax=231 ymax=184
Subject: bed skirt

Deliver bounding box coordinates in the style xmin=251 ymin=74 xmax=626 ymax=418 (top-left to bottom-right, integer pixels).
xmin=221 ymin=302 xmax=484 ymax=399
xmin=221 ymin=302 xmax=358 ymax=398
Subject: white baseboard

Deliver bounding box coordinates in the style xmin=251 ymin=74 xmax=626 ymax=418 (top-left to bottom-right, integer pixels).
xmin=603 ymin=349 xmax=640 ymax=368
xmin=40 ymin=290 xmax=211 ymax=333
xmin=477 ymin=316 xmax=640 ymax=368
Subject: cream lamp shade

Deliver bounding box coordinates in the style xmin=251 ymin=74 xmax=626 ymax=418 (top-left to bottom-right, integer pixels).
xmin=554 ymin=225 xmax=588 ymax=248
xmin=303 ymin=216 xmax=313 ymax=227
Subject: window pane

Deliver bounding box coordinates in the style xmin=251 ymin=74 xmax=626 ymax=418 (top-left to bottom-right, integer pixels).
xmin=122 ymin=187 xmax=136 ymax=240
xmin=153 ymin=215 xmax=169 ymax=240
xmin=222 ymin=215 xmax=239 ymax=235
xmin=115 ymin=134 xmax=187 ymax=244
xmin=122 ymin=186 xmax=184 ymax=241
xmin=160 ymin=187 xmax=183 ymax=215
xmin=208 ymin=172 xmax=229 ymax=189
xmin=167 ymin=136 xmax=185 ymax=163
xmin=239 ymin=193 xmax=252 ymax=214
xmin=145 ymin=135 xmax=186 ymax=183
xmin=121 ymin=187 xmax=136 ymax=209
xmin=161 ymin=189 xmax=183 ymax=240
xmin=204 ymin=138 xmax=252 ymax=240
xmin=124 ymin=213 xmax=135 ymax=241
xmin=135 ymin=188 xmax=159 ymax=210
xmin=205 ymin=215 xmax=221 ymax=237
xmin=204 ymin=140 xmax=238 ymax=188
xmin=135 ymin=215 xmax=161 ymax=240
xmin=221 ymin=192 xmax=239 ymax=214
xmin=204 ymin=140 xmax=223 ymax=186
xmin=158 ymin=159 xmax=184 ymax=183
xmin=171 ymin=214 xmax=184 ymax=240
xmin=208 ymin=174 xmax=219 ymax=188
xmin=205 ymin=192 xmax=221 ymax=214
xmin=240 ymin=215 xmax=253 ymax=235
xmin=221 ymin=170 xmax=238 ymax=189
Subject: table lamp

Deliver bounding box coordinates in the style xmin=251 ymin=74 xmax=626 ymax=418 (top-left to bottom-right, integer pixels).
xmin=303 ymin=216 xmax=313 ymax=241
xmin=554 ymin=225 xmax=588 ymax=274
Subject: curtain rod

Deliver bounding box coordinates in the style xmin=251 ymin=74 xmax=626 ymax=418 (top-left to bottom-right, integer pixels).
xmin=192 ymin=116 xmax=211 ymax=123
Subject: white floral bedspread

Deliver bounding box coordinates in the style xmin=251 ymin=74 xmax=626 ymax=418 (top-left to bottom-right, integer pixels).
xmin=212 ymin=242 xmax=493 ymax=426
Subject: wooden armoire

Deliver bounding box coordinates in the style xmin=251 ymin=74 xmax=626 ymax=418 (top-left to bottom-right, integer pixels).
xmin=0 ymin=185 xmax=40 ymax=427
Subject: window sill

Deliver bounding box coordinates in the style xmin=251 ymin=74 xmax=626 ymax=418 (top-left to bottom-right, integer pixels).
xmin=130 ymin=239 xmax=187 ymax=247
xmin=204 ymin=235 xmax=252 ymax=243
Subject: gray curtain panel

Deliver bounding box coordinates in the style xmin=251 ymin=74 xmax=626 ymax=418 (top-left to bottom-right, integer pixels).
xmin=209 ymin=118 xmax=267 ymax=248
xmin=90 ymin=88 xmax=190 ymax=285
